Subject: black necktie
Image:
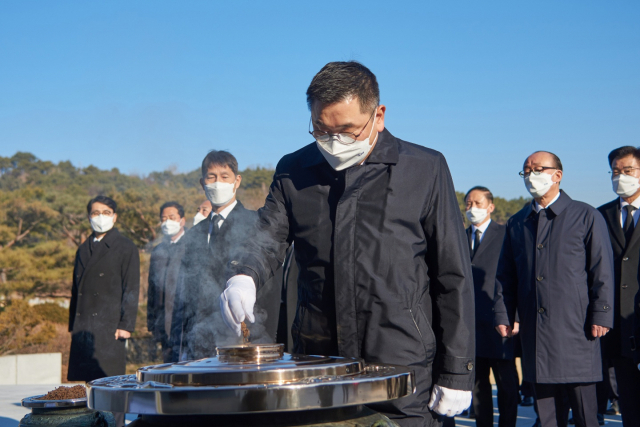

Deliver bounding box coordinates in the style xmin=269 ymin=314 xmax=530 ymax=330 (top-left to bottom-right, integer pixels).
xmin=472 ymin=229 xmax=481 ymax=257
xmin=624 ymin=205 xmax=635 ymax=244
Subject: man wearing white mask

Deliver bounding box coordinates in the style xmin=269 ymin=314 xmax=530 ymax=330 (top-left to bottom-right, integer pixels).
xmin=494 ymin=151 xmax=614 ymax=427
xmin=192 ymin=200 xmax=212 ymax=226
xmin=147 ymin=202 xmax=187 ymax=362
xmin=465 ymin=187 xmax=519 ymax=427
xmin=68 ymin=195 xmax=139 ymax=427
xmin=170 ymin=150 xmax=281 ymax=360
xmin=597 ymin=146 xmax=640 ymax=426
xmin=220 ymin=61 xmax=475 ymax=425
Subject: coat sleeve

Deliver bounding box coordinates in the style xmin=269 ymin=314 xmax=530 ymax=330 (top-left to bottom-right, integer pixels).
xmin=68 ymin=250 xmax=81 ymax=333
xmin=147 ymin=250 xmax=158 ymax=335
xmin=229 ymin=170 xmax=291 ymax=288
xmin=422 ymin=153 xmax=475 ymax=391
xmin=634 ymin=290 xmax=640 ymax=366
xmin=118 ymin=242 xmax=140 ymax=332
xmin=494 ymin=223 xmax=518 ymax=327
xmin=585 ymin=210 xmax=615 ymax=328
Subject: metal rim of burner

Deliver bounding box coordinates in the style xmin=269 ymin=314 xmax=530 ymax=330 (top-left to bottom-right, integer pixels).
xmin=22 ymin=395 xmax=88 ymax=409
xmin=216 ymin=343 xmax=284 ymax=364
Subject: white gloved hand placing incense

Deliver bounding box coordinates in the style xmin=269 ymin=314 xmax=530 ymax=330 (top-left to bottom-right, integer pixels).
xmin=428 ymin=384 xmax=472 ymax=417
xmin=220 ymin=275 xmax=257 ymax=337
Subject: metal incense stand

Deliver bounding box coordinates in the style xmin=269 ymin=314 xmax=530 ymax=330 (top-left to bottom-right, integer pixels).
xmin=87 ymin=343 xmax=415 ymax=427
xmin=20 ymin=395 xmax=115 ymax=427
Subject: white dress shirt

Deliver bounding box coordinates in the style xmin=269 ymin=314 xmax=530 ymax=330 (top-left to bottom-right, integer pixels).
xmin=170 ymin=229 xmax=185 ymax=244
xmin=471 ymin=219 xmax=491 ymax=250
xmin=619 ymin=196 xmax=640 ymax=228
xmin=532 ymin=191 xmax=561 ymax=213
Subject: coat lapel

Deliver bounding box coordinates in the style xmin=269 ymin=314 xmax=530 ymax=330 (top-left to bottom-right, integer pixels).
xmin=465 ymin=226 xmax=473 ymax=259
xmin=624 ymin=210 xmax=640 ymax=255
xmin=602 ymin=201 xmax=625 ymax=251
xmin=79 ymin=229 xmax=118 ymax=289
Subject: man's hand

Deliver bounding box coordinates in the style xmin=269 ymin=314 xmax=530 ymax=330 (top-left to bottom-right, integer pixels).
xmin=428 ymin=385 xmax=472 ymax=417
xmin=591 ymin=325 xmax=609 ymax=338
xmin=512 ymin=322 xmax=520 ymax=336
xmin=220 ymin=275 xmax=257 ymax=336
xmin=495 ymin=324 xmax=513 ymax=338
xmin=115 ymin=329 xmax=131 ymax=340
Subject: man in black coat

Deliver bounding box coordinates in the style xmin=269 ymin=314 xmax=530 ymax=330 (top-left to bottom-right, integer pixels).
xmin=494 ymin=151 xmax=614 ymax=427
xmin=220 ymin=62 xmax=475 ymax=426
xmin=68 ymin=195 xmax=139 ymax=427
xmin=465 ymin=186 xmax=518 ymax=427
xmin=597 ymin=146 xmax=640 ymax=426
xmin=147 ymin=201 xmax=187 ymax=362
xmin=170 ymin=150 xmax=280 ymax=360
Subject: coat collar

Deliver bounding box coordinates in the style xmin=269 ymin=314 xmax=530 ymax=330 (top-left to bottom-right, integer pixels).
xmin=301 ymin=128 xmax=399 ymax=169
xmin=526 ymin=190 xmax=571 ymax=219
xmin=600 ymin=199 xmax=624 ymax=250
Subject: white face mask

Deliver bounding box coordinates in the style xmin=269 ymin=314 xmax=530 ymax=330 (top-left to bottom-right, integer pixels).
xmin=524 ymin=172 xmax=555 ymax=198
xmin=90 ymin=215 xmax=114 ymax=234
xmin=316 ymin=117 xmax=378 ymax=171
xmin=612 ymin=174 xmax=640 ymax=198
xmin=205 ymin=181 xmax=236 ymax=207
xmin=466 ymin=207 xmax=488 ymax=225
xmin=161 ymin=219 xmax=182 ymax=236
xmin=193 ymin=212 xmax=207 ymax=226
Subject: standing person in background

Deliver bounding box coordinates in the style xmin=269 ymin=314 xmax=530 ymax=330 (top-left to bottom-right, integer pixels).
xmin=494 ymin=151 xmax=614 ymax=427
xmin=597 ymin=146 xmax=640 ymax=426
xmin=220 ymin=61 xmax=475 ymax=426
xmin=170 ymin=150 xmax=281 ymax=360
xmin=68 ymin=195 xmax=140 ymax=427
xmin=465 ymin=186 xmax=519 ymax=427
xmin=192 ymin=199 xmax=212 ymax=226
xmin=147 ymin=201 xmax=187 ymax=363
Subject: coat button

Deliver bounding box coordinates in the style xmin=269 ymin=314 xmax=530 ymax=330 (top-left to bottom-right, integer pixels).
xmin=99 ymin=273 xmax=104 ymax=277
xmin=623 ymin=257 xmax=629 ymax=261
xmin=538 ymin=307 xmax=545 ymax=314
xmin=78 ymin=293 xmax=82 ymax=296
xmin=76 ymin=313 xmax=80 ymax=316
xmin=604 ymin=305 xmax=609 ymax=310
xmin=466 ymin=362 xmax=474 ymax=371
xmin=537 ymin=276 xmax=544 ymax=281
xmin=92 ymin=313 xmax=97 ymax=316
xmin=537 ymin=244 xmax=544 ymax=249
xmin=622 ymin=284 xmax=628 ymax=289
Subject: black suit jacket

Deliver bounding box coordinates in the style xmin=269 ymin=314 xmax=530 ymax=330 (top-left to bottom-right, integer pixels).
xmin=467 ymin=221 xmax=513 ymax=359
xmin=598 ymin=199 xmax=640 ymax=359
xmin=68 ymin=228 xmax=140 ymax=381
xmin=170 ymin=201 xmax=281 ymax=360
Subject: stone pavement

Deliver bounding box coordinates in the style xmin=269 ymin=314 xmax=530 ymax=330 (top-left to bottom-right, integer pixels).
xmin=0 ymin=384 xmax=623 ymax=426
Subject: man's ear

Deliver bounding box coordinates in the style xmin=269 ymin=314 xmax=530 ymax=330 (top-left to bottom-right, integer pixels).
xmin=235 ymin=174 xmax=242 ymax=190
xmin=487 ymin=203 xmax=495 ymax=214
xmin=112 ymin=213 xmax=118 ymax=224
xmin=180 ymin=217 xmax=186 ymax=227
xmin=553 ymin=170 xmax=563 ymax=184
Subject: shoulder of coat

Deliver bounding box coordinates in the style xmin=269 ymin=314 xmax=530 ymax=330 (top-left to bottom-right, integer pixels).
xmin=394 ymin=138 xmax=443 ymax=161
xmin=275 ymin=142 xmax=319 ymax=173
xmin=597 ymin=198 xmax=618 ymax=213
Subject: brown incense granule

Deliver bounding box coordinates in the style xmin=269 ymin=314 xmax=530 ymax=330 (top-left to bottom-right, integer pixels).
xmin=38 ymin=385 xmax=86 ymax=400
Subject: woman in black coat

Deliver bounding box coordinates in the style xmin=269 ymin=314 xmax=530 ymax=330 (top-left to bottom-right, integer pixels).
xmin=68 ymin=196 xmax=140 ymax=381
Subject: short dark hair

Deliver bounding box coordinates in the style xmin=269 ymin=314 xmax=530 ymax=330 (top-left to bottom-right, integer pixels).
xmin=159 ymin=201 xmax=184 ymax=219
xmin=86 ymin=195 xmax=117 ymax=215
xmin=608 ymin=146 xmax=640 ymax=168
xmin=306 ymin=61 xmax=380 ymax=114
xmin=465 ymin=186 xmax=494 ymax=203
xmin=201 ymin=150 xmax=239 ymax=177
xmin=530 ymin=151 xmax=563 ymax=171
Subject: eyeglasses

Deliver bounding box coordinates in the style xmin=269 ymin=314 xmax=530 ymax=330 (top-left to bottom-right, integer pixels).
xmin=519 ymin=167 xmax=557 ymax=178
xmin=309 ymin=110 xmax=376 ymax=145
xmin=90 ymin=210 xmax=114 ymax=217
xmin=609 ymin=167 xmax=640 ymax=176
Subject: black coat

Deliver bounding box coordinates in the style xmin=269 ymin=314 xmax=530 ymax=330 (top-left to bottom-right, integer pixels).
xmin=147 ymin=235 xmax=187 ymax=348
xmin=170 ymin=202 xmax=281 ymax=360
xmin=230 ymin=129 xmax=475 ymax=426
xmin=494 ymin=191 xmax=614 ymax=383
xmin=467 ymin=221 xmax=514 ymax=360
xmin=68 ymin=228 xmax=140 ymax=381
xmin=598 ymin=199 xmax=640 ymax=360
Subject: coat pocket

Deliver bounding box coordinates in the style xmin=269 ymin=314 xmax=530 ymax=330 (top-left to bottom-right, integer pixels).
xmin=409 ymin=307 xmax=437 ymax=364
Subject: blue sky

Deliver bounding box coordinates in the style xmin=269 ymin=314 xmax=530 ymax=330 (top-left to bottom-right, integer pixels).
xmin=1 ymin=1 xmax=638 ymax=206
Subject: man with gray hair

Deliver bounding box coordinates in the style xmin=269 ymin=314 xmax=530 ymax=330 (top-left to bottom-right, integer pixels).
xmin=494 ymin=151 xmax=614 ymax=427
xmin=220 ymin=61 xmax=475 ymax=425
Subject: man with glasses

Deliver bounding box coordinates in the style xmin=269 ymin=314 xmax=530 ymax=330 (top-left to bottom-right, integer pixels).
xmin=597 ymin=146 xmax=640 ymax=426
xmin=68 ymin=195 xmax=140 ymax=427
xmin=494 ymin=151 xmax=614 ymax=427
xmin=220 ymin=61 xmax=475 ymax=425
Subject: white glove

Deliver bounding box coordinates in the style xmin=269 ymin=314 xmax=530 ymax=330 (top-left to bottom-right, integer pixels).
xmin=220 ymin=275 xmax=256 ymax=336
xmin=428 ymin=384 xmax=472 ymax=417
